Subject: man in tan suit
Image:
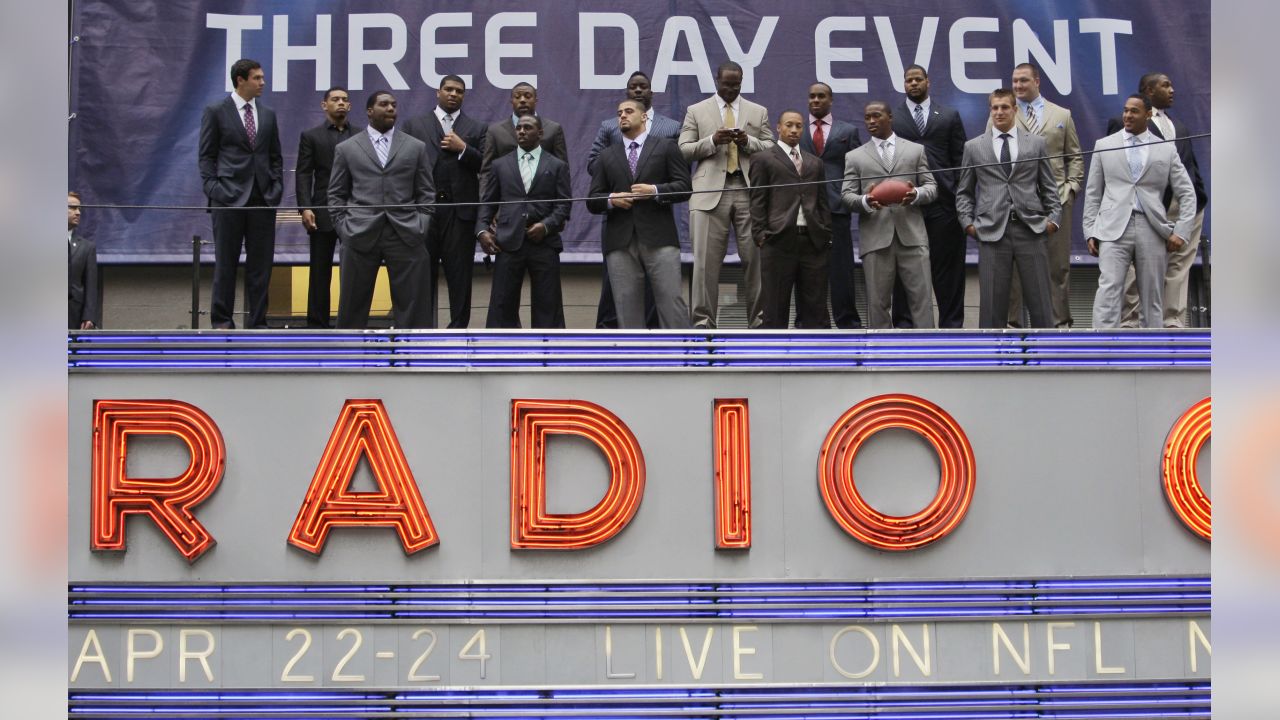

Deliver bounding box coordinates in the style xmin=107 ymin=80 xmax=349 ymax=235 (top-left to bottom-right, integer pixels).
xmin=679 ymin=61 xmax=773 ymax=328
xmin=1001 ymin=62 xmax=1084 ymax=328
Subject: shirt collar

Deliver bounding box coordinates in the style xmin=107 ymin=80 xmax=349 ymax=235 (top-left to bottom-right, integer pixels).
xmin=519 ymin=145 xmax=542 ymax=163
xmin=1017 ymin=95 xmax=1044 ymax=113
xmin=624 ymin=128 xmax=650 ymax=149
xmin=991 ymin=126 xmax=1015 ymax=139
xmin=878 ymin=133 xmax=898 ymax=146
xmin=906 ymin=97 xmax=931 ymax=114
xmin=435 ymin=106 xmax=455 ymax=124
xmin=777 ymin=139 xmax=799 ymax=154
xmin=809 ymin=113 xmax=831 ymax=127
xmin=367 ymin=125 xmax=394 ymax=143
xmin=231 ymin=92 xmax=256 ymax=112
xmin=1122 ymin=129 xmax=1149 ymax=143
xmin=325 ymin=119 xmax=349 ymax=132
xmin=716 ymin=95 xmax=740 ymax=115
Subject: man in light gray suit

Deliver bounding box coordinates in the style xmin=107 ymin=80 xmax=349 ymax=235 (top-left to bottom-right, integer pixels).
xmin=956 ymin=88 xmax=1062 ymax=328
xmin=329 ymin=90 xmax=436 ymax=329
xmin=841 ymin=101 xmax=938 ymax=329
xmin=680 ymin=61 xmax=774 ymax=328
xmin=1082 ymin=95 xmax=1196 ymax=328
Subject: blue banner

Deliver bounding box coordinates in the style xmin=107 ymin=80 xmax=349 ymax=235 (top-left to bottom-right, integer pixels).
xmin=70 ymin=0 xmax=1210 ymax=262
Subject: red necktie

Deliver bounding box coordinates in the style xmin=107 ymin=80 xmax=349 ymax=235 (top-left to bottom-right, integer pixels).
xmin=243 ymin=103 xmax=257 ymax=147
xmin=812 ymin=119 xmax=825 ymax=156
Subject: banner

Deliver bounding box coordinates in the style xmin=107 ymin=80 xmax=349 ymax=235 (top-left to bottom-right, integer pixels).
xmin=69 ymin=0 xmax=1211 ymax=263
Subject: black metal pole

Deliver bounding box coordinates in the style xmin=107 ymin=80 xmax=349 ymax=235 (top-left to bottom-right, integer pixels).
xmin=191 ymin=234 xmax=201 ymax=329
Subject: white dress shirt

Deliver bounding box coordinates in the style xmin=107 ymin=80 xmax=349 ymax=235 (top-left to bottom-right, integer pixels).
xmin=435 ymin=106 xmax=467 ymax=158
xmin=905 ymin=97 xmax=932 ymax=130
xmin=990 ymin=126 xmax=1020 ymax=162
xmin=231 ymin=92 xmax=257 ymax=130
xmin=716 ymin=96 xmax=742 ymax=127
xmin=777 ymin=140 xmax=807 ymax=226
xmin=1152 ymin=109 xmax=1177 ymax=139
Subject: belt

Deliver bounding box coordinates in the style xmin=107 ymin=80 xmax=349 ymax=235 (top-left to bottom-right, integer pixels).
xmin=795 ymin=225 xmax=809 ymax=236
xmin=1008 ymin=209 xmax=1021 ymax=223
xmin=726 ymin=170 xmax=744 ymax=178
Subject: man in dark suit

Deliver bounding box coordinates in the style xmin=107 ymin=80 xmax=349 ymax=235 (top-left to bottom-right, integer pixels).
xmin=799 ymin=81 xmax=862 ymax=328
xmin=1105 ymin=72 xmax=1209 ymax=328
xmin=480 ymin=82 xmax=568 ymax=192
xmin=588 ymin=99 xmax=693 ymax=329
xmin=476 ymin=116 xmax=572 ymax=328
xmin=750 ymin=110 xmax=832 ymax=329
xmin=891 ymin=64 xmax=968 ymax=328
xmin=67 ymin=191 xmax=100 ymax=330
xmin=955 ymin=88 xmax=1062 ymax=328
xmin=401 ymin=74 xmax=488 ymax=329
xmin=295 ymin=86 xmax=358 ymax=328
xmin=588 ymin=70 xmax=684 ymax=329
xmin=198 ymin=58 xmax=283 ymax=329
xmin=328 ymin=91 xmax=435 ymax=329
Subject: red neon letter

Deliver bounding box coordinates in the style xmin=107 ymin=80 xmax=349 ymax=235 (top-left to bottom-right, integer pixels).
xmin=511 ymin=399 xmax=645 ymax=549
xmin=91 ymin=400 xmax=225 ymax=562
xmin=1163 ymin=397 xmax=1211 ymax=541
xmin=288 ymin=400 xmax=438 ymax=555
xmin=714 ymin=398 xmax=752 ymax=549
xmin=818 ymin=394 xmax=977 ymax=551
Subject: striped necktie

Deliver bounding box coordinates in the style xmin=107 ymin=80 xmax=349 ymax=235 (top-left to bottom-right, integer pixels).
xmin=374 ymin=135 xmax=389 ymax=167
xmin=913 ymin=104 xmax=926 ymax=135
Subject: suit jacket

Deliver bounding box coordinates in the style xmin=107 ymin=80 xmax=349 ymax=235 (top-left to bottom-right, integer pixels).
xmin=328 ymin=129 xmax=435 ymax=251
xmin=989 ymin=98 xmax=1083 ymax=205
xmin=480 ymin=116 xmax=568 ymax=193
xmin=955 ymin=129 xmax=1062 ymax=242
xmin=68 ymin=232 xmax=100 ymax=329
xmin=587 ymin=110 xmax=682 ymax=176
xmin=587 ymin=135 xmax=692 ymax=253
xmin=400 ymin=110 xmax=487 ymax=221
xmin=840 ymin=137 xmax=938 ymax=253
xmin=1105 ymin=114 xmax=1207 ymax=210
xmin=1081 ymin=131 xmax=1197 ymax=243
xmin=296 ymin=121 xmax=360 ymax=232
xmin=475 ymin=150 xmax=572 ymax=252
xmin=892 ymin=100 xmax=967 ymax=218
xmin=678 ymin=96 xmax=773 ymax=211
xmin=799 ymin=116 xmax=861 ymax=218
xmin=748 ymin=144 xmax=831 ymax=250
xmin=198 ymin=96 xmax=284 ymax=207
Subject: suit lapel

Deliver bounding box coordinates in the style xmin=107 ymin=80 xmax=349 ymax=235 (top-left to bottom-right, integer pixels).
xmin=224 ymin=97 xmax=252 ymax=149
xmin=355 ymin=132 xmax=380 ymax=168
xmin=631 ymin=137 xmax=657 ymax=180
xmin=774 ymin=144 xmax=800 ymax=177
xmin=384 ymin=130 xmax=405 ymax=167
xmin=528 ymin=153 xmax=553 ymax=196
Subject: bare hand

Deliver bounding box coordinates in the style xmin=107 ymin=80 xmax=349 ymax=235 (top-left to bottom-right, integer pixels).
xmin=965 ymin=225 xmax=977 ymax=238
xmin=441 ymin=131 xmax=466 ymax=154
xmin=526 ymin=222 xmax=547 ymax=243
xmin=301 ymin=209 xmax=318 ymax=232
xmin=864 ymin=182 xmax=883 ymax=210
xmin=901 ymin=181 xmax=917 ymax=205
xmin=80 ymin=320 xmax=95 ymax=330
xmin=1167 ymin=233 xmax=1186 ymax=252
xmin=629 ymin=183 xmax=657 ymax=198
xmin=712 ymin=128 xmax=736 ymax=145
xmin=478 ymin=231 xmax=500 ymax=255
xmin=733 ymin=129 xmax=748 ymax=148
xmin=1086 ymin=238 xmax=1099 ymax=257
xmin=609 ymin=192 xmax=635 ymax=210
xmin=1046 ymin=221 xmax=1059 ymax=235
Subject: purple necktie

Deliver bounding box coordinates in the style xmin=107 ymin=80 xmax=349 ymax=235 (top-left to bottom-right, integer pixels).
xmin=243 ymin=103 xmax=257 ymax=147
xmin=627 ymin=141 xmax=639 ymax=177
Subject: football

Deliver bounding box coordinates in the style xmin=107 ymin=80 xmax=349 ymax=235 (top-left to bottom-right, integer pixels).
xmin=868 ymin=179 xmax=913 ymax=206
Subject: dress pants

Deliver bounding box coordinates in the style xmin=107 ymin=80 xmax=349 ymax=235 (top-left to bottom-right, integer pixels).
xmin=486 ymin=241 xmax=565 ymax=329
xmin=1009 ymin=195 xmax=1075 ymax=328
xmin=893 ymin=211 xmax=966 ymax=328
xmin=863 ymin=233 xmax=934 ymax=329
xmin=210 ymin=187 xmax=275 ymax=329
xmin=607 ymin=241 xmax=690 ymax=329
xmin=595 ymin=225 xmax=660 ymax=329
xmin=1091 ymin=212 xmax=1166 ymax=328
xmin=306 ymin=230 xmax=338 ymax=328
xmin=760 ymin=227 xmax=830 ymax=329
xmin=427 ymin=204 xmax=475 ymax=328
xmin=827 ymin=212 xmax=862 ymax=328
xmin=336 ymin=225 xmax=434 ymax=329
xmin=1118 ymin=204 xmax=1205 ymax=328
xmin=977 ymin=217 xmax=1053 ymax=329
xmin=690 ymin=173 xmax=761 ymax=328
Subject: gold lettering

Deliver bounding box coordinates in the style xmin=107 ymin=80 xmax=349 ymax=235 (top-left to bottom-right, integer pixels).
xmin=678 ymin=627 xmax=715 ymax=680
xmin=829 ymin=626 xmax=880 ymax=680
xmin=891 ymin=624 xmax=932 ymax=677
xmin=604 ymin=625 xmax=636 ymax=679
xmin=1189 ymin=620 xmax=1211 ymax=673
xmin=992 ymin=622 xmax=1031 ymax=675
xmin=1093 ymin=622 xmax=1125 ymax=674
xmin=732 ymin=626 xmax=764 ymax=680
xmin=126 ymin=628 xmax=164 ymax=683
xmin=178 ymin=629 xmax=215 ymax=683
xmin=70 ymin=629 xmax=112 ymax=683
xmin=1046 ymin=622 xmax=1075 ymax=675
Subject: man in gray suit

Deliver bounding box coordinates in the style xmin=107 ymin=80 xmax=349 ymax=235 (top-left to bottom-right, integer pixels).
xmin=841 ymin=101 xmax=938 ymax=329
xmin=1082 ymin=95 xmax=1196 ymax=328
xmin=956 ymin=88 xmax=1062 ymax=328
xmin=328 ymin=90 xmax=436 ymax=329
xmin=680 ymin=61 xmax=773 ymax=328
